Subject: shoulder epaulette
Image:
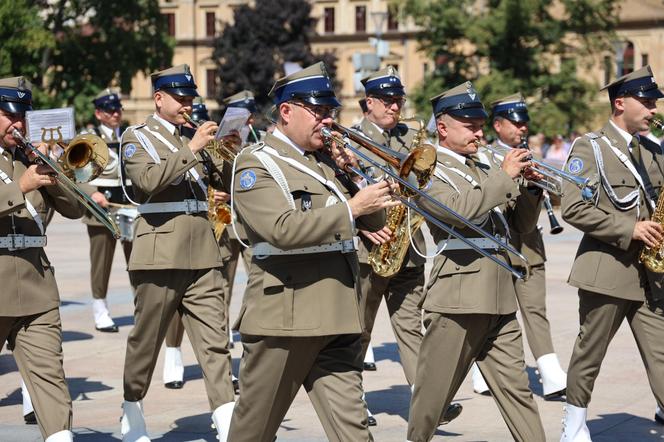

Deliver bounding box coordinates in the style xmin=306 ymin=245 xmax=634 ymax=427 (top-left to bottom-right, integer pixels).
xmin=585 ymin=132 xmax=600 ymax=140
xmin=249 ymin=141 xmax=265 ymax=153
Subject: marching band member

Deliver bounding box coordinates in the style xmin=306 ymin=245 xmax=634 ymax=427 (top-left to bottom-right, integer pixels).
xmin=407 ymin=82 xmax=545 ymax=442
xmin=0 ymin=76 xmax=84 ymax=442
xmin=469 ymin=93 xmax=567 ymax=398
xmin=119 ymin=64 xmax=235 ymax=441
xmin=351 ymin=66 xmax=462 ymax=427
xmin=227 ymin=62 xmax=394 ymax=442
xmin=80 ymin=88 xmax=133 ymax=333
xmin=560 ymin=65 xmax=664 ymax=441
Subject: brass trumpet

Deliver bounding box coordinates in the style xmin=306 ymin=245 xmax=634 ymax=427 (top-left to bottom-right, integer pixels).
xmin=12 ymin=129 xmax=121 ymax=238
xmin=482 ymin=141 xmax=597 ymax=201
xmin=321 ymin=123 xmax=531 ymax=280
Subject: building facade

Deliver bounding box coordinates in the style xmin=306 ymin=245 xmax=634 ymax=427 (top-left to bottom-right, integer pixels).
xmin=122 ymin=0 xmax=664 ymax=128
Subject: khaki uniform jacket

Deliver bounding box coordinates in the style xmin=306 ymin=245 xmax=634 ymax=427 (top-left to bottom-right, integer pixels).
xmin=0 ymin=150 xmax=84 ymax=316
xmin=232 ymin=132 xmax=386 ymax=337
xmin=488 ymin=142 xmax=547 ymax=267
xmin=562 ymin=121 xmax=664 ymax=301
xmin=352 ymin=117 xmax=426 ymax=268
xmin=80 ymin=124 xmax=128 ymax=227
xmin=420 ymin=150 xmax=541 ymax=315
xmin=122 ymin=115 xmax=227 ymax=271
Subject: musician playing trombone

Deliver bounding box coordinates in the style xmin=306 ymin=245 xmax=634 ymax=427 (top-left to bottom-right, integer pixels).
xmin=228 ymin=62 xmax=394 ymax=442
xmin=118 ymin=64 xmax=236 ymax=441
xmin=559 ymin=65 xmax=664 ymax=441
xmin=469 ymin=93 xmax=567 ymax=399
xmin=0 ymin=76 xmax=85 ymax=442
xmin=407 ymin=82 xmax=545 ymax=442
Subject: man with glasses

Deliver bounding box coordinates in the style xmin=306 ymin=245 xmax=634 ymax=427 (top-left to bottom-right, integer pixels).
xmin=80 ymin=88 xmax=133 ymax=333
xmin=227 ymin=62 xmax=395 ymax=442
xmin=119 ymin=64 xmax=236 ymax=441
xmin=352 ymin=66 xmax=462 ymax=427
xmin=0 ymin=75 xmax=84 ymax=442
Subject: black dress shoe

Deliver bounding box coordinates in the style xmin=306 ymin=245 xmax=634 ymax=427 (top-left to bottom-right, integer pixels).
xmin=233 ymin=378 xmax=240 ymax=395
xmin=363 ymin=362 xmax=377 ymax=371
xmin=544 ymin=388 xmax=566 ymax=400
xmin=24 ymin=411 xmax=36 ymax=425
xmin=367 ymin=415 xmax=377 ymax=426
xmin=439 ymin=403 xmax=463 ymax=426
xmin=95 ymin=324 xmax=119 ymax=333
xmin=656 ymin=412 xmax=664 ymax=425
xmin=164 ymin=380 xmax=184 ymax=389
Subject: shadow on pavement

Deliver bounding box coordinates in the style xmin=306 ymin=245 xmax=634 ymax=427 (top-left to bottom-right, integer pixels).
xmin=365 ymin=384 xmax=412 ymax=422
xmin=373 ymin=342 xmax=401 ymax=364
xmin=62 ymin=330 xmax=94 ymax=342
xmin=68 ymin=377 xmax=114 ymax=401
xmin=113 ymin=315 xmax=135 ymax=328
xmin=590 ymin=412 xmax=664 ymax=441
xmin=155 ymin=412 xmax=217 ymax=441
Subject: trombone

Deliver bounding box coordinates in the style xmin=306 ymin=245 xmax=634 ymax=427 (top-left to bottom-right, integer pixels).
xmin=12 ymin=129 xmax=121 ymax=238
xmin=321 ymin=122 xmax=530 ymax=280
xmin=482 ymin=140 xmax=597 ymax=201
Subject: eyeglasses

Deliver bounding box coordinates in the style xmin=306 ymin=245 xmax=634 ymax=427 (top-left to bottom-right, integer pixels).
xmin=372 ymin=96 xmax=407 ymax=108
xmin=292 ymin=102 xmax=339 ymax=120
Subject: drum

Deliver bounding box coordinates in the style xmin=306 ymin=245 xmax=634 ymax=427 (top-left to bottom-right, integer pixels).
xmin=115 ymin=207 xmax=138 ymax=242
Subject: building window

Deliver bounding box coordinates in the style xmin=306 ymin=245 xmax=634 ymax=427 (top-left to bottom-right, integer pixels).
xmin=622 ymin=41 xmax=634 ymax=75
xmin=387 ymin=7 xmax=398 ymax=31
xmin=206 ymin=12 xmax=216 ymax=37
xmin=642 ymin=53 xmax=649 ymax=68
xmin=207 ymin=69 xmax=217 ymax=98
xmin=324 ymin=7 xmax=335 ymax=34
xmin=164 ymin=13 xmax=175 ymax=37
xmin=355 ymin=6 xmax=366 ymax=33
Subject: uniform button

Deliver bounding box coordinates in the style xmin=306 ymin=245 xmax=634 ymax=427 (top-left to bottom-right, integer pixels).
xmin=334 ymin=233 xmax=341 ymax=240
xmin=151 ymin=226 xmax=155 ymax=231
xmin=182 ymin=159 xmax=187 ymax=164
xmin=7 ymin=200 xmax=12 ymax=206
xmin=506 ymin=193 xmax=512 ymax=198
xmin=304 ymin=185 xmax=308 ymax=190
xmin=622 ymin=179 xmax=626 ymax=184
xmin=455 ymin=265 xmax=460 ymax=270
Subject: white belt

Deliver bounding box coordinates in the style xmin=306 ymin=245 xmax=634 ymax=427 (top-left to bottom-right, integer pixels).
xmin=0 ymin=234 xmax=47 ymax=250
xmin=89 ymin=178 xmax=122 ymax=187
xmin=253 ymin=239 xmax=356 ymax=259
xmin=437 ymin=236 xmax=504 ymax=252
xmin=138 ymin=199 xmax=208 ymax=215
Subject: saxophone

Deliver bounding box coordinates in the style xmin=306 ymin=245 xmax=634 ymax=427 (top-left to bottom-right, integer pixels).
xmin=367 ymin=119 xmax=436 ymax=277
xmin=183 ymin=113 xmax=238 ymax=241
xmin=639 ymin=118 xmax=664 ymax=272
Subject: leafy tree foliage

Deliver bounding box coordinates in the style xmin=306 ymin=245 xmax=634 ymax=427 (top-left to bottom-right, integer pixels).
xmin=0 ymin=0 xmax=173 ymax=126
xmin=212 ymin=0 xmax=338 ymax=124
xmin=399 ymin=0 xmax=619 ymax=136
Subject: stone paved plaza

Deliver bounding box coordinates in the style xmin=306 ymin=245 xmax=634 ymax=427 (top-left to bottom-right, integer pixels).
xmin=2 ymin=211 xmax=664 ymax=441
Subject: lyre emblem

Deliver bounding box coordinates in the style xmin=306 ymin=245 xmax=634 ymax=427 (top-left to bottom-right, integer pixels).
xmin=41 ymin=126 xmax=63 ymax=145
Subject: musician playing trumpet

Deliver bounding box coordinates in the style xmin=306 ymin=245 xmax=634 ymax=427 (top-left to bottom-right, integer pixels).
xmin=560 ymin=65 xmax=664 ymax=441
xmin=407 ymin=82 xmax=545 ymax=442
xmin=0 ymin=76 xmax=84 ymax=442
xmin=118 ymin=64 xmax=237 ymax=441
xmin=468 ymin=93 xmax=567 ymax=399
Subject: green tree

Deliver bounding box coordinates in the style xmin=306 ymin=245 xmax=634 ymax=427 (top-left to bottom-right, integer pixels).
xmin=212 ymin=0 xmax=339 ymax=125
xmin=0 ymin=0 xmax=173 ymax=126
xmin=399 ymin=0 xmax=618 ymax=136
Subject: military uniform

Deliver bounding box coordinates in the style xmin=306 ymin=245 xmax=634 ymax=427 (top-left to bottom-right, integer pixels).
xmin=560 ymin=66 xmax=664 ymax=441
xmin=119 ymin=65 xmax=235 ymax=441
xmin=228 ymin=63 xmax=386 ymax=442
xmin=80 ymin=88 xmax=133 ymax=333
xmin=352 ymin=68 xmax=426 ymax=389
xmin=471 ymin=93 xmax=567 ymax=398
xmin=0 ymin=76 xmax=83 ymax=442
xmin=407 ymin=82 xmax=544 ymax=442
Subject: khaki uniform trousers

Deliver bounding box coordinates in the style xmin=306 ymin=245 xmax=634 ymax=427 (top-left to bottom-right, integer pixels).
xmin=0 ymin=308 xmax=72 ymax=439
xmin=164 ymin=234 xmax=252 ymax=348
xmin=228 ymin=333 xmax=373 ymax=442
xmin=359 ymin=263 xmax=424 ymax=384
xmin=567 ymin=289 xmax=664 ymax=408
xmin=514 ymin=264 xmax=555 ymax=359
xmin=87 ymin=225 xmax=132 ymax=299
xmin=124 ymin=268 xmax=234 ymax=409
xmin=408 ymin=312 xmax=545 ymax=442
